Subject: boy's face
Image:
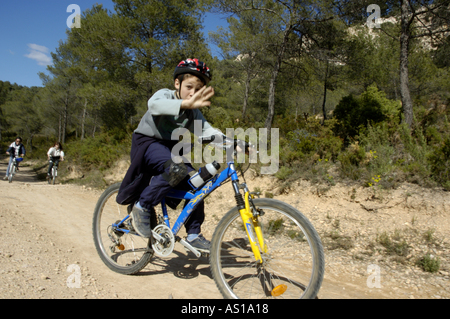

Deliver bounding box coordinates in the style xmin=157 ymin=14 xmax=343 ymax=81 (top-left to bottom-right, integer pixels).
xmin=174 ymin=76 xmax=204 ymax=100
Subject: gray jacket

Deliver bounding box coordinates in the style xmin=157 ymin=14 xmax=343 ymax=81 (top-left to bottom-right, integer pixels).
xmin=134 ymin=89 xmax=221 ymax=140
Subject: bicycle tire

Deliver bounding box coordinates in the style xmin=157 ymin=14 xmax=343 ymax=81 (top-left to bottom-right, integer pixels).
xmin=93 ymin=182 xmax=153 ymax=275
xmin=210 ymin=198 xmax=325 ymax=299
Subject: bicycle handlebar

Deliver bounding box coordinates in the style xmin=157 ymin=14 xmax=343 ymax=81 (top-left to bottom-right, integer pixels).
xmin=197 ymin=135 xmax=255 ymax=154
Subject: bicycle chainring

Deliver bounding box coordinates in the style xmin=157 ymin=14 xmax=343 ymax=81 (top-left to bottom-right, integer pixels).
xmin=151 ymin=224 xmax=175 ymax=257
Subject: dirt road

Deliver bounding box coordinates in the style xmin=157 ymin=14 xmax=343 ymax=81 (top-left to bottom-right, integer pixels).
xmin=0 ymin=158 xmax=449 ymax=299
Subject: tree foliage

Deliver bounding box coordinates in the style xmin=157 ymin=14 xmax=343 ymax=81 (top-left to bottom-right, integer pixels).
xmin=1 ymin=0 xmax=449 ymax=188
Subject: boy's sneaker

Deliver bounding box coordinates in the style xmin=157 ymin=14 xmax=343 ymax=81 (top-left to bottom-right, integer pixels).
xmin=129 ymin=204 xmax=156 ymax=238
xmin=187 ymin=234 xmax=211 ymax=253
xmin=2 ymin=176 xmax=7 ymax=180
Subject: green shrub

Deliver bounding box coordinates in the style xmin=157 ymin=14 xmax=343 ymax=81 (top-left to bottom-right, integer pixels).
xmin=283 ymin=119 xmax=343 ymax=165
xmin=267 ymin=218 xmax=284 ymax=235
xmin=417 ymin=254 xmax=441 ymax=273
xmin=67 ymin=132 xmax=130 ymax=171
xmin=286 ymin=129 xmax=317 ymax=158
xmin=334 ymin=85 xmax=401 ymax=141
xmin=377 ymin=231 xmax=409 ymax=256
xmin=428 ymin=137 xmax=450 ymax=189
xmin=275 ymin=166 xmax=292 ymax=180
xmin=337 ymin=142 xmax=366 ymax=180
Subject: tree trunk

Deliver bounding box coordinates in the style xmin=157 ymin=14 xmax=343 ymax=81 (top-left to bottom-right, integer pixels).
xmin=242 ymin=76 xmax=250 ymax=120
xmin=399 ymin=0 xmax=414 ymax=128
xmin=81 ymin=98 xmax=87 ymax=140
xmin=265 ymin=26 xmax=291 ymax=131
xmin=62 ymin=96 xmax=68 ymax=144
xmin=58 ymin=113 xmax=62 ymax=142
xmin=321 ymin=60 xmax=329 ymax=124
xmin=28 ymin=133 xmax=34 ymax=152
xmin=265 ymin=68 xmax=278 ymax=132
xmin=92 ymin=114 xmax=97 ymax=138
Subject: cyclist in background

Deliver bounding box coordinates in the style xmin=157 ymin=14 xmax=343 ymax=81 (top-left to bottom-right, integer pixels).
xmin=47 ymin=142 xmax=64 ymax=180
xmin=3 ymin=137 xmax=26 ymax=180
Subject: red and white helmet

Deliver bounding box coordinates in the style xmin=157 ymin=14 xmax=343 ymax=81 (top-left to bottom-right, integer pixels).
xmin=173 ymin=58 xmax=212 ymax=85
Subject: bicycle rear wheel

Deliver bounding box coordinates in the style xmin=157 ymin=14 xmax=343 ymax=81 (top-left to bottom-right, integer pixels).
xmin=210 ymin=198 xmax=325 ymax=299
xmin=93 ymin=182 xmax=153 ymax=275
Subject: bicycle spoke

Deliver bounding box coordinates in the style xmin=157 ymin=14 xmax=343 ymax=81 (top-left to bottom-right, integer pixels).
xmin=93 ymin=183 xmax=153 ymax=275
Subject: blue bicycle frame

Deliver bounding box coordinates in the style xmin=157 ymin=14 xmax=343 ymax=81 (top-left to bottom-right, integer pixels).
xmin=113 ymin=161 xmax=241 ymax=237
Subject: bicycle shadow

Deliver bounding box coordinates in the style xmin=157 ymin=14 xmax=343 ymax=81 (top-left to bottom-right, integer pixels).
xmin=135 ymin=238 xmax=253 ymax=281
xmin=136 ymin=239 xmax=313 ymax=298
xmin=137 ymin=248 xmax=213 ymax=280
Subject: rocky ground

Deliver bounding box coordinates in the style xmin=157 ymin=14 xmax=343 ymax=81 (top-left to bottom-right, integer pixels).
xmin=0 ymin=158 xmax=449 ymax=299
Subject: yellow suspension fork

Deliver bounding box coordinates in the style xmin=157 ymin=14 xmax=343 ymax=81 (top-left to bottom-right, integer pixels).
xmin=238 ymin=191 xmax=267 ymax=263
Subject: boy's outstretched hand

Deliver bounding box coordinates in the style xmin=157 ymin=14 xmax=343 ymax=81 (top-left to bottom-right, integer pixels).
xmin=181 ymin=86 xmax=215 ymax=110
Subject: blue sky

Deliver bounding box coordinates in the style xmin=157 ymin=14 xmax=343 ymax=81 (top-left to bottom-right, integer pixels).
xmin=0 ymin=1 xmax=229 ymax=88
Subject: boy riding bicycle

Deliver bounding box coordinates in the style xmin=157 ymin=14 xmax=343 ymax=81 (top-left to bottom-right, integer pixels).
xmin=117 ymin=59 xmax=223 ymax=252
xmin=4 ymin=137 xmax=26 ymax=180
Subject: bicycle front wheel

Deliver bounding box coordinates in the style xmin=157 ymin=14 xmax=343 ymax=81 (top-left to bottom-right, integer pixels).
xmin=210 ymin=198 xmax=325 ymax=299
xmin=93 ymin=182 xmax=153 ymax=275
xmin=8 ymin=164 xmax=15 ymax=183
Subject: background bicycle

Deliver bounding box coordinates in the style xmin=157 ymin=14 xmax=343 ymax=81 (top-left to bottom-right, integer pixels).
xmin=7 ymin=157 xmax=23 ymax=183
xmin=47 ymin=142 xmax=64 ymax=185
xmin=48 ymin=159 xmax=59 ymax=185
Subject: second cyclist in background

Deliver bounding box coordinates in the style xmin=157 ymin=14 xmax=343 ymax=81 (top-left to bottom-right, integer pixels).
xmin=47 ymin=142 xmax=64 ymax=181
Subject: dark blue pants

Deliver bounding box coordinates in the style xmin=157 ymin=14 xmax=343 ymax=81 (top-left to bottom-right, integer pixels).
xmin=139 ymin=140 xmax=204 ymax=235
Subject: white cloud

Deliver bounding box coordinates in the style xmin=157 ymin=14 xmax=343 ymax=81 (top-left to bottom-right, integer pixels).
xmin=9 ymin=50 xmax=15 ymax=55
xmin=24 ymin=43 xmax=52 ymax=66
